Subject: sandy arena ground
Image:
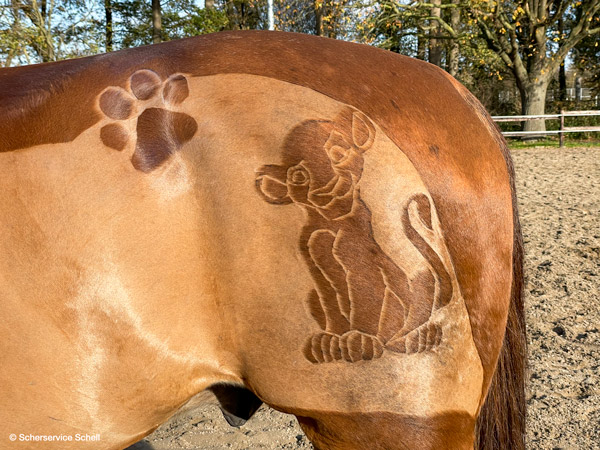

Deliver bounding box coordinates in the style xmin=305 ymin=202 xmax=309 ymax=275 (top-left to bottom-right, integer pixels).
xmin=129 ymin=146 xmax=600 ymax=450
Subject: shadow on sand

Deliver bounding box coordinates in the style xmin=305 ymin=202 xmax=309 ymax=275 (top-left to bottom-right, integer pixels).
xmin=125 ymin=440 xmax=155 ymax=450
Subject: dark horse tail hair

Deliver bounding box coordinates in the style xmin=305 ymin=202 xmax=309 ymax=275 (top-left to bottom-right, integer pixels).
xmin=475 ymin=122 xmax=527 ymax=450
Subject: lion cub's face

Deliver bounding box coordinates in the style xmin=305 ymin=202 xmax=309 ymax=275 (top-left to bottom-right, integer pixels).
xmin=256 ymin=109 xmax=375 ymax=210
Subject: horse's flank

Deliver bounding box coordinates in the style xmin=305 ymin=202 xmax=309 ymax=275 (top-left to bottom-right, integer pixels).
xmin=0 ymin=31 xmax=525 ymax=449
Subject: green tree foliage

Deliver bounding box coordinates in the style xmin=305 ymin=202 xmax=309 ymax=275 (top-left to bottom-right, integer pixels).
xmin=275 ymin=0 xmax=359 ymax=38
xmin=275 ymin=0 xmax=323 ymax=35
xmin=2 ymin=0 xmax=599 ymax=131
xmin=183 ymin=5 xmax=228 ymax=35
xmin=0 ymin=0 xmax=229 ymax=66
xmin=368 ymin=0 xmax=516 ymax=114
xmin=369 ymin=0 xmax=424 ymax=53
xmin=112 ymin=0 xmax=227 ymax=48
xmin=220 ymin=0 xmax=265 ymax=29
xmin=370 ymin=1 xmax=600 ymax=131
xmin=574 ymin=17 xmax=600 ymax=97
xmin=0 ymin=0 xmax=102 ymax=66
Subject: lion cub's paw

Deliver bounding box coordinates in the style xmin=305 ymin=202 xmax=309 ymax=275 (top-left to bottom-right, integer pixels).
xmin=304 ymin=332 xmax=343 ymax=364
xmin=339 ymin=330 xmax=384 ymax=362
xmin=386 ymin=322 xmax=442 ymax=354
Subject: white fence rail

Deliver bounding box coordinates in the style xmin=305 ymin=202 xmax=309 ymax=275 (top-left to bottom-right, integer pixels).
xmin=491 ymin=110 xmax=600 ymax=146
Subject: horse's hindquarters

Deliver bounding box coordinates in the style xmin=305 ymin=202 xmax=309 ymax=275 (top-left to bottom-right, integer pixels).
xmin=179 ymin=73 xmax=491 ymax=447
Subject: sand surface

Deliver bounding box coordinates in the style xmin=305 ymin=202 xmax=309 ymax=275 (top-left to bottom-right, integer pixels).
xmin=129 ymin=147 xmax=600 ymax=450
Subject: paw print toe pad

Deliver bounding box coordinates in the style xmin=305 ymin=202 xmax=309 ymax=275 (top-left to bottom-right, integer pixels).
xmin=163 ymin=74 xmax=189 ymax=105
xmin=99 ymin=87 xmax=134 ymax=120
xmin=100 ymin=123 xmax=128 ymax=151
xmin=130 ymin=69 xmax=162 ymax=100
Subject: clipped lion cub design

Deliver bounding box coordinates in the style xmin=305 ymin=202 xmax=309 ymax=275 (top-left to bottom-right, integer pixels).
xmin=255 ymin=108 xmax=454 ymax=363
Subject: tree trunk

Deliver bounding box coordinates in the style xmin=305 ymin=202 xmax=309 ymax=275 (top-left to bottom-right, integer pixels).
xmin=21 ymin=0 xmax=55 ymax=62
xmin=558 ymin=15 xmax=566 ymax=102
xmin=224 ymin=1 xmax=237 ymax=29
xmin=39 ymin=0 xmax=53 ymax=62
xmin=559 ymin=63 xmax=567 ymax=102
xmin=105 ymin=0 xmax=113 ymax=52
xmin=5 ymin=0 xmax=21 ymax=67
xmin=205 ymin=0 xmax=214 ymax=9
xmin=448 ymin=0 xmax=460 ymax=77
xmin=428 ymin=0 xmax=442 ymax=66
xmin=152 ymin=0 xmax=162 ymax=44
xmin=417 ymin=33 xmax=426 ymax=60
xmin=315 ymin=0 xmax=323 ymax=36
xmin=522 ymin=81 xmax=549 ymax=134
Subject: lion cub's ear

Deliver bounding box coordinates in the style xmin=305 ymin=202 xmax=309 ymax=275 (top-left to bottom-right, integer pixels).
xmin=351 ymin=111 xmax=376 ymax=153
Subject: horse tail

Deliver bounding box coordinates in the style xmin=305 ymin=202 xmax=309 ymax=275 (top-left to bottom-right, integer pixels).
xmin=475 ymin=138 xmax=527 ymax=449
xmin=402 ymin=193 xmax=453 ymax=311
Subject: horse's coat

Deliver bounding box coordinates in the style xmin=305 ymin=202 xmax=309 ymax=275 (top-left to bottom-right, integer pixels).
xmin=0 ymin=31 xmax=525 ymax=449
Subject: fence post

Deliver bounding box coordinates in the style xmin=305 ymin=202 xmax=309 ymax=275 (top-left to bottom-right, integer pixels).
xmin=559 ymin=110 xmax=565 ymax=148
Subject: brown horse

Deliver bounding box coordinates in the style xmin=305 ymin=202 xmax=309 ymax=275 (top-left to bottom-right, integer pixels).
xmin=0 ymin=31 xmax=525 ymax=449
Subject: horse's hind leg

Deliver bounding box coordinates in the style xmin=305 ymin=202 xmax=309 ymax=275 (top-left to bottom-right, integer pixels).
xmin=296 ymin=411 xmax=476 ymax=450
xmin=208 ymin=384 xmax=263 ymax=427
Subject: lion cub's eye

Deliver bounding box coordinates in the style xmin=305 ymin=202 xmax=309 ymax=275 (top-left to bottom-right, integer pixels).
xmin=329 ymin=145 xmax=349 ymax=164
xmin=288 ymin=166 xmax=310 ymax=185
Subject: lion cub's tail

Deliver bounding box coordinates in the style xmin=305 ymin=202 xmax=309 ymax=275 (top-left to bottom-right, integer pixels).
xmin=402 ymin=193 xmax=453 ymax=311
xmin=384 ymin=194 xmax=454 ymax=353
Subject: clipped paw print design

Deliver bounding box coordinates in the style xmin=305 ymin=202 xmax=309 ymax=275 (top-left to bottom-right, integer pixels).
xmin=99 ymin=69 xmax=198 ymax=173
